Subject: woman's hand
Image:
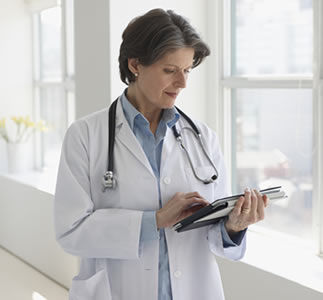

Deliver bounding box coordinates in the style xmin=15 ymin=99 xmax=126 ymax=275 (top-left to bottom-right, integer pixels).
xmin=225 ymin=188 xmax=269 ymax=236
xmin=156 ymin=192 xmax=209 ymax=229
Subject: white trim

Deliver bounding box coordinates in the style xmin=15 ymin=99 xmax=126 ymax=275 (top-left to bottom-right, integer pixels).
xmin=61 ymin=0 xmax=69 ymax=133
xmin=25 ymin=0 xmax=60 ymax=13
xmin=30 ymin=0 xmax=75 ymax=170
xmin=61 ymin=0 xmax=67 ymax=87
xmin=221 ymin=77 xmax=313 ymax=89
xmin=34 ymin=80 xmax=73 ymax=89
xmin=31 ymin=12 xmax=42 ymax=170
xmin=206 ymin=0 xmax=233 ymax=186
xmin=209 ymin=0 xmax=322 ymax=256
xmin=313 ymin=0 xmax=323 ymax=257
xmin=206 ymin=0 xmax=223 ymax=135
xmin=242 ymin=227 xmax=323 ymax=293
xmin=221 ymin=0 xmax=233 ymax=189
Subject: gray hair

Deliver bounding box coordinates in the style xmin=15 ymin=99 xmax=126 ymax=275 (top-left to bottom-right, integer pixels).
xmin=118 ymin=8 xmax=210 ymax=85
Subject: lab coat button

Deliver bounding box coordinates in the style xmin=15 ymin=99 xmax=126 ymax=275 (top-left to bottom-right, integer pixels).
xmin=174 ymin=270 xmax=182 ymax=278
xmin=163 ymin=177 xmax=171 ymax=184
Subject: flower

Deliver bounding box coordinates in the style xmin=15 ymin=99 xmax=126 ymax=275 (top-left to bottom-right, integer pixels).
xmin=0 ymin=115 xmax=49 ymax=144
xmin=0 ymin=118 xmax=5 ymax=129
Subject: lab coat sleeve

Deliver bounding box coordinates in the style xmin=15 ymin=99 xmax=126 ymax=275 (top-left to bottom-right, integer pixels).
xmin=220 ymin=220 xmax=246 ymax=247
xmin=54 ymin=120 xmax=143 ymax=259
xmin=207 ymin=221 xmax=246 ymax=261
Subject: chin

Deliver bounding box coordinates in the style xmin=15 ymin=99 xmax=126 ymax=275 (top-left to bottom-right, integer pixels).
xmin=163 ymin=102 xmax=176 ymax=109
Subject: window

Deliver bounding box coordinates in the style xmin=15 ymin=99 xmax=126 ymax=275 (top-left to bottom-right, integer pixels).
xmin=232 ymin=0 xmax=313 ymax=76
xmin=233 ymin=89 xmax=313 ymax=239
xmin=210 ymin=0 xmax=323 ymax=255
xmin=30 ymin=0 xmax=74 ymax=169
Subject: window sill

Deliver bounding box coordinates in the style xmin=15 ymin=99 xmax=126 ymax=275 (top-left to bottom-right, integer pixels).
xmin=1 ymin=170 xmax=322 ymax=294
xmin=0 ymin=167 xmax=58 ymax=195
xmin=242 ymin=226 xmax=323 ymax=294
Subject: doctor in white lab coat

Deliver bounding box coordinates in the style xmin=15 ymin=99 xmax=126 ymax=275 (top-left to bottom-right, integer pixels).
xmin=54 ymin=8 xmax=268 ymax=300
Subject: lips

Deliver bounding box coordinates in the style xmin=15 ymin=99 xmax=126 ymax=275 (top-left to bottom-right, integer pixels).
xmin=165 ymin=92 xmax=178 ymax=98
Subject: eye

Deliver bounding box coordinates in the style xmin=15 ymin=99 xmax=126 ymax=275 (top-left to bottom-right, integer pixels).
xmin=184 ymin=69 xmax=191 ymax=74
xmin=164 ymin=68 xmax=176 ymax=74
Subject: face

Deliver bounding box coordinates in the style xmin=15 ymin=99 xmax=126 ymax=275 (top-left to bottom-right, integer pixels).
xmin=130 ymin=47 xmax=195 ymax=112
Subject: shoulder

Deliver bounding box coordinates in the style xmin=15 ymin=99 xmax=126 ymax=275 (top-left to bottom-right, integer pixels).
xmin=71 ymin=108 xmax=109 ymax=131
xmin=67 ymin=108 xmax=109 ymax=134
xmin=64 ymin=108 xmax=109 ymax=147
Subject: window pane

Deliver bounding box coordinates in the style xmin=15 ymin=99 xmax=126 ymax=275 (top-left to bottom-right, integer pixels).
xmin=40 ymin=6 xmax=62 ymax=80
xmin=232 ymin=0 xmax=313 ymax=76
xmin=40 ymin=86 xmax=67 ymax=167
xmin=65 ymin=0 xmax=75 ymax=76
xmin=232 ymin=89 xmax=313 ymax=240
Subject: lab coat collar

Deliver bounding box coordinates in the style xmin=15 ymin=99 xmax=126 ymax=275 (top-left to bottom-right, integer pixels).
xmin=114 ymin=97 xmax=155 ymax=178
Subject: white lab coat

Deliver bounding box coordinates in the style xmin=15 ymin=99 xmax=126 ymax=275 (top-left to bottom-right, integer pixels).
xmin=54 ymin=98 xmax=246 ymax=300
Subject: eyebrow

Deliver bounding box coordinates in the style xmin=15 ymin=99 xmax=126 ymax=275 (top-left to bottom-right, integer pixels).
xmin=164 ymin=64 xmax=193 ymax=69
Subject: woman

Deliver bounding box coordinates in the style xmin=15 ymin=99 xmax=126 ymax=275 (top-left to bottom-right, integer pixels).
xmin=54 ymin=8 xmax=268 ymax=300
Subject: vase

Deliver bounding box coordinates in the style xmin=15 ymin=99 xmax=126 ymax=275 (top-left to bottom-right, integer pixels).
xmin=7 ymin=142 xmax=31 ymax=173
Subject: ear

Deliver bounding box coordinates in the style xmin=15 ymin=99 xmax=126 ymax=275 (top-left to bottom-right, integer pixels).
xmin=128 ymin=58 xmax=140 ymax=75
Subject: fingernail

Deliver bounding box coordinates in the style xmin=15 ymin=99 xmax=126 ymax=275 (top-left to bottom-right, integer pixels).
xmin=245 ymin=187 xmax=250 ymax=193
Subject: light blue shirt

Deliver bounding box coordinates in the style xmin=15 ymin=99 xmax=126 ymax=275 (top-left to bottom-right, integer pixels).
xmin=120 ymin=91 xmax=245 ymax=300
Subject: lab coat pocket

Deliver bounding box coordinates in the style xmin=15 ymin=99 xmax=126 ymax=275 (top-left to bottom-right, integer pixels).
xmin=69 ymin=269 xmax=112 ymax=300
xmin=185 ymin=166 xmax=217 ymax=202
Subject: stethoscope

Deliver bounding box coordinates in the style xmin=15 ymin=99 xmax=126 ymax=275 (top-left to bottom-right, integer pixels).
xmin=102 ymin=98 xmax=219 ymax=191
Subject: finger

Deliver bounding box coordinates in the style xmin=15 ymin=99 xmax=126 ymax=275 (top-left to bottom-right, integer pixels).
xmin=232 ymin=196 xmax=245 ymax=215
xmin=255 ymin=190 xmax=265 ymax=220
xmin=185 ymin=203 xmax=207 ymax=214
xmin=178 ymin=202 xmax=208 ymax=221
xmin=250 ymin=189 xmax=258 ymax=214
xmin=184 ymin=196 xmax=209 ymax=208
xmin=178 ymin=208 xmax=200 ymax=222
xmin=185 ymin=192 xmax=208 ymax=205
xmin=185 ymin=191 xmax=202 ymax=199
xmin=263 ymin=194 xmax=269 ymax=207
xmin=188 ymin=199 xmax=209 ymax=209
xmin=241 ymin=188 xmax=251 ymax=214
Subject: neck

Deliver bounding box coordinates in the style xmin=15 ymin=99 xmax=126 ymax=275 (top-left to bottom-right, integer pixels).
xmin=126 ymin=85 xmax=162 ymax=130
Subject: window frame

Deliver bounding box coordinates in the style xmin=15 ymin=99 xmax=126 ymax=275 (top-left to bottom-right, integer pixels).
xmin=207 ymin=0 xmax=323 ymax=256
xmin=30 ymin=0 xmax=75 ymax=170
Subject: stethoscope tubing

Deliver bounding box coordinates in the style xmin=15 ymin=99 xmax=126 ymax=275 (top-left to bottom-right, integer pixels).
xmin=103 ymin=98 xmax=218 ymax=191
xmin=172 ymin=126 xmax=218 ymax=184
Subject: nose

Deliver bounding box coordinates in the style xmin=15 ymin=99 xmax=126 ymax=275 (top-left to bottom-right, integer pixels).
xmin=174 ymin=71 xmax=187 ymax=88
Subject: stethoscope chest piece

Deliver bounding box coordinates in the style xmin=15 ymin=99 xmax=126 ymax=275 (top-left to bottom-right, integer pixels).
xmin=102 ymin=171 xmax=116 ymax=191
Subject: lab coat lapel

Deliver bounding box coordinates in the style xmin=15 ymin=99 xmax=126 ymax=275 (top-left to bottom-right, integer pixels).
xmin=160 ymin=124 xmax=177 ymax=176
xmin=114 ymin=99 xmax=155 ymax=177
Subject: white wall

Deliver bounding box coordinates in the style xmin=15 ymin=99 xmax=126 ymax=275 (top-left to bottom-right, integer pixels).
xmin=0 ymin=0 xmax=33 ymax=116
xmin=74 ymin=0 xmax=111 ymax=119
xmin=217 ymin=257 xmax=323 ymax=300
xmin=0 ymin=175 xmax=78 ymax=288
xmin=0 ymin=0 xmax=33 ymax=172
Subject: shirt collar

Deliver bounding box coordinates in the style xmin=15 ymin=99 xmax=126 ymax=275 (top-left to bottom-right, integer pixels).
xmin=120 ymin=90 xmax=140 ymax=131
xmin=120 ymin=89 xmax=180 ymax=130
